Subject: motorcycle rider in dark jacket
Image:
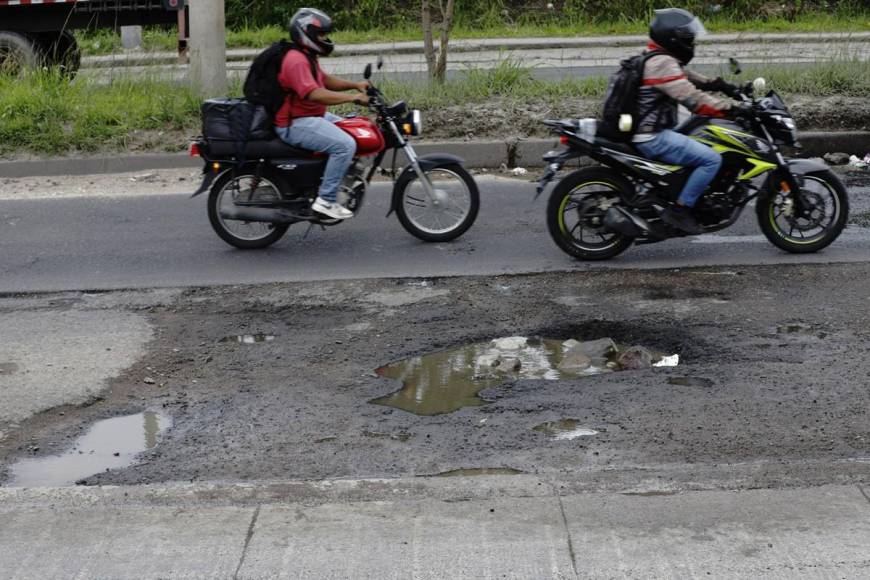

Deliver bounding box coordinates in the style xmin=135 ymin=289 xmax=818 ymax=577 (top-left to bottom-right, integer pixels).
xmin=633 ymin=8 xmax=741 ymax=234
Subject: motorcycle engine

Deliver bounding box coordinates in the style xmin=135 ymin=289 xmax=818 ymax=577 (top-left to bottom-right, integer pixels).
xmin=337 ymin=174 xmax=367 ymax=213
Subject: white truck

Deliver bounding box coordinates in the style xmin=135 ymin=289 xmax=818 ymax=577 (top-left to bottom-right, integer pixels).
xmin=0 ymin=0 xmax=186 ymax=75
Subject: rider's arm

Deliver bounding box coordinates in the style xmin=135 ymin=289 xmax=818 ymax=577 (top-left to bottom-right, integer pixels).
xmin=306 ymin=88 xmax=367 ymax=105
xmin=323 ymin=73 xmax=367 ymax=93
xmin=645 ymin=55 xmax=733 ymax=117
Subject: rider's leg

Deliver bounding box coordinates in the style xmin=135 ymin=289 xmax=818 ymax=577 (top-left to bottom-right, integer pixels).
xmin=635 ymin=129 xmax=722 ymax=207
xmin=276 ymin=116 xmax=357 ymax=217
xmin=636 ymin=129 xmax=721 ymax=234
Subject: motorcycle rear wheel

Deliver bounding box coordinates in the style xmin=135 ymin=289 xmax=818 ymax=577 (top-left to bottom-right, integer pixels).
xmin=207 ymin=170 xmax=290 ymax=250
xmin=546 ymin=167 xmax=635 ymax=260
xmin=757 ymin=170 xmax=849 ymax=254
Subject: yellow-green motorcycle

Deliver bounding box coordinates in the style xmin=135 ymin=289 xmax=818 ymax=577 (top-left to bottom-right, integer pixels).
xmin=536 ymin=78 xmax=849 ymax=261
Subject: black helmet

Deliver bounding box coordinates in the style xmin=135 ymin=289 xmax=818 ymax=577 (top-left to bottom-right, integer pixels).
xmin=289 ymin=8 xmax=334 ymax=56
xmin=649 ymin=8 xmax=707 ymax=65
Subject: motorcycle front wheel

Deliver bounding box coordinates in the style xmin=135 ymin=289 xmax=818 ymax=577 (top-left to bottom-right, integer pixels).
xmin=207 ymin=170 xmax=290 ymax=250
xmin=757 ymin=170 xmax=849 ymax=254
xmin=546 ymin=167 xmax=634 ymax=260
xmin=394 ymin=164 xmax=480 ymax=242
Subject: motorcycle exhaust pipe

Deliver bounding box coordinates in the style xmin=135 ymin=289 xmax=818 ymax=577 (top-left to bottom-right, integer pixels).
xmin=219 ymin=206 xmax=300 ymax=224
xmin=603 ymin=207 xmax=647 ymax=237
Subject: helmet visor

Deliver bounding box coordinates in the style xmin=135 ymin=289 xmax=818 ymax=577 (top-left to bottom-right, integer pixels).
xmin=678 ymin=17 xmax=707 ymax=39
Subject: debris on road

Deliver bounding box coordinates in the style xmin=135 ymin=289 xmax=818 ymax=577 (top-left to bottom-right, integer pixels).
xmin=823 ymin=152 xmax=850 ymax=165
xmin=848 ymin=154 xmax=870 ymax=169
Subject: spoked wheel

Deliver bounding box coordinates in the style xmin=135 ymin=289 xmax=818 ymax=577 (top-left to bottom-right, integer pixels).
xmin=394 ymin=164 xmax=479 ymax=242
xmin=757 ymin=170 xmax=849 ymax=253
xmin=207 ymin=171 xmax=290 ymax=249
xmin=546 ymin=167 xmax=634 ymax=260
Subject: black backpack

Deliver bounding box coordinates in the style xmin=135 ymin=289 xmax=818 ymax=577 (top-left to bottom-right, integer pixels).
xmin=243 ymin=40 xmax=317 ymax=119
xmin=600 ymin=51 xmax=664 ymax=142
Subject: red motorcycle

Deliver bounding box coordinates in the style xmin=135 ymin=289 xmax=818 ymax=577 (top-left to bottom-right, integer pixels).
xmin=190 ymin=61 xmax=480 ymax=249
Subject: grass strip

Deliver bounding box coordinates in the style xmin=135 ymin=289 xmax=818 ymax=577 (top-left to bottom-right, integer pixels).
xmin=1 ymin=58 xmax=867 ymax=157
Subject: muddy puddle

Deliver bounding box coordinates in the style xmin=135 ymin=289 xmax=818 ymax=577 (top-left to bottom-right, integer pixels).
xmin=6 ymin=411 xmax=171 ymax=487
xmin=371 ymin=336 xmax=677 ymax=415
xmin=533 ymin=419 xmax=599 ymax=440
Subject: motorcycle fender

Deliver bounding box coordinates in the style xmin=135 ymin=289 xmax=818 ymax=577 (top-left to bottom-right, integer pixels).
xmin=387 ymin=153 xmax=466 ymax=216
xmin=787 ymin=158 xmax=829 ymax=175
xmin=190 ymin=165 xmax=232 ymax=198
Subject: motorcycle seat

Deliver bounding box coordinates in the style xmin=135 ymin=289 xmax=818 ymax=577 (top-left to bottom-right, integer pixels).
xmin=595 ymin=137 xmax=639 ymax=156
xmin=206 ymin=139 xmax=315 ymax=159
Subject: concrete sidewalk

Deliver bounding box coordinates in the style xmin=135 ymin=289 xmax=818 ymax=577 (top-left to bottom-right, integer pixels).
xmin=1 ymin=477 xmax=869 ymax=579
xmin=82 ymin=31 xmax=870 ymax=68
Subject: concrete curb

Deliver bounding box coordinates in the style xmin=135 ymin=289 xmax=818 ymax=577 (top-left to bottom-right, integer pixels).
xmin=81 ymin=31 xmax=870 ymax=68
xmin=2 ymin=132 xmax=868 ymax=178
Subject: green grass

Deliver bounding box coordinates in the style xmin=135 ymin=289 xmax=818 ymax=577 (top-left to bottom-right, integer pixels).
xmin=1 ymin=58 xmax=868 ymax=156
xmin=76 ymin=12 xmax=870 ymax=56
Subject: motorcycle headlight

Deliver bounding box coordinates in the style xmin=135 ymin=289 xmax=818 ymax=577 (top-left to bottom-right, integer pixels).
xmin=402 ymin=110 xmax=423 ymax=136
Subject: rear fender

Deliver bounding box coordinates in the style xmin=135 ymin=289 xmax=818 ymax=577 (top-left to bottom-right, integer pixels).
xmin=387 ymin=153 xmax=465 ymax=216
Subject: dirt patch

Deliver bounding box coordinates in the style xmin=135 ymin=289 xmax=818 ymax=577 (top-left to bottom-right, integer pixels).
xmin=1 ymin=264 xmax=868 ymax=492
xmin=419 ymin=95 xmax=870 ymax=141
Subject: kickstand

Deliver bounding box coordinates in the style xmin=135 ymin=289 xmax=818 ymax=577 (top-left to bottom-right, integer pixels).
xmin=302 ymin=223 xmax=315 ymax=240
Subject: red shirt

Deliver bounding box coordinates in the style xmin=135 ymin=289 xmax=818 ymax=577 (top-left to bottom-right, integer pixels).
xmin=275 ymin=50 xmax=326 ymax=127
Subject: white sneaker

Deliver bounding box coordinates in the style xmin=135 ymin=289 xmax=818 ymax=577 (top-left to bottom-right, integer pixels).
xmin=311 ymin=196 xmax=354 ymax=220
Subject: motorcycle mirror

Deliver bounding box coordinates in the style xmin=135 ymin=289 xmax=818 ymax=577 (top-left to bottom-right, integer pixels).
xmin=377 ymin=56 xmax=384 ymax=70
xmin=752 ymin=77 xmax=767 ymax=94
xmin=364 ymin=63 xmax=372 ymax=80
xmin=729 ymin=57 xmax=742 ymax=76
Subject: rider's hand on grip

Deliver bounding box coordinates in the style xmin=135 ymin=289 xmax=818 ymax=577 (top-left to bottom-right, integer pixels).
xmin=730 ymin=102 xmax=754 ymax=119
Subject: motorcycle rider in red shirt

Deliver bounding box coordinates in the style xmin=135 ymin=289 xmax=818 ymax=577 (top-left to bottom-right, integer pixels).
xmin=274 ymin=8 xmax=370 ymax=221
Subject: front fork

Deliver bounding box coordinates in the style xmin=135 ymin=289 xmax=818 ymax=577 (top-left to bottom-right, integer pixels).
xmin=390 ymin=120 xmax=440 ymax=205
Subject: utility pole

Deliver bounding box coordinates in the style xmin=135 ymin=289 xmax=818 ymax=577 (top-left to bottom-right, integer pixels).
xmin=188 ymin=0 xmax=227 ymax=97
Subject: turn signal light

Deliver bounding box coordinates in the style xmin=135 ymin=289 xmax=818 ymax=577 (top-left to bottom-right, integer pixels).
xmin=212 ymin=162 xmax=221 ymax=172
xmin=403 ymin=123 xmax=413 ymax=134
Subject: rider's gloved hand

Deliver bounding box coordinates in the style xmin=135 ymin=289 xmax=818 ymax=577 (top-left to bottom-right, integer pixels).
xmin=729 ymin=101 xmax=754 ymax=119
xmin=708 ymin=76 xmax=742 ymax=99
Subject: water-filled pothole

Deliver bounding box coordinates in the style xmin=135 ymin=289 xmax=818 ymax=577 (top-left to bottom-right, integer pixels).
xmin=533 ymin=419 xmax=599 ymax=440
xmin=6 ymin=411 xmax=171 ymax=487
xmin=220 ymin=334 xmax=275 ymax=344
xmin=371 ymin=336 xmax=677 ymax=415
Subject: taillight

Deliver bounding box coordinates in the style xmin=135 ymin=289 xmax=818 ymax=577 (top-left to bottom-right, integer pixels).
xmin=189 ymin=142 xmax=201 ymax=157
xmin=559 ymin=135 xmax=569 ymax=145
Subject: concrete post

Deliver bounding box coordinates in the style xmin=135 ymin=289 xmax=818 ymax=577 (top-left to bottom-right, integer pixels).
xmin=120 ymin=26 xmax=143 ymax=50
xmin=188 ymin=0 xmax=227 ymax=97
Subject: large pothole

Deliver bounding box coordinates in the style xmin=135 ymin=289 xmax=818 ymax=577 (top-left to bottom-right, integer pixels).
xmin=370 ymin=336 xmax=677 ymax=415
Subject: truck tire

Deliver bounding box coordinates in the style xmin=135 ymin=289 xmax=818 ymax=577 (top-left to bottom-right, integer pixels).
xmin=0 ymin=31 xmax=42 ymax=76
xmin=39 ymin=31 xmax=81 ymax=77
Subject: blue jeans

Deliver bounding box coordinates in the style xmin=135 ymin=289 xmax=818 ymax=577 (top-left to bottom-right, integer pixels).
xmin=635 ymin=129 xmax=722 ymax=208
xmin=275 ymin=112 xmax=356 ymax=203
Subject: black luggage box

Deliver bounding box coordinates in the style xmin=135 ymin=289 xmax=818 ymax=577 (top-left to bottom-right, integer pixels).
xmin=201 ymin=98 xmax=274 ymax=142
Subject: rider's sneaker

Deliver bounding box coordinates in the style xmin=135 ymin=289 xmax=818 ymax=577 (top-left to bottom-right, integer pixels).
xmin=660 ymin=206 xmax=703 ymax=235
xmin=311 ymin=197 xmax=354 ymax=220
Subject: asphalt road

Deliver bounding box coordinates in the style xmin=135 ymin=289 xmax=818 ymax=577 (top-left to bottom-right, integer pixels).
xmin=0 ymin=174 xmax=867 ymax=293
xmin=0 ymin=174 xmax=868 ymax=294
